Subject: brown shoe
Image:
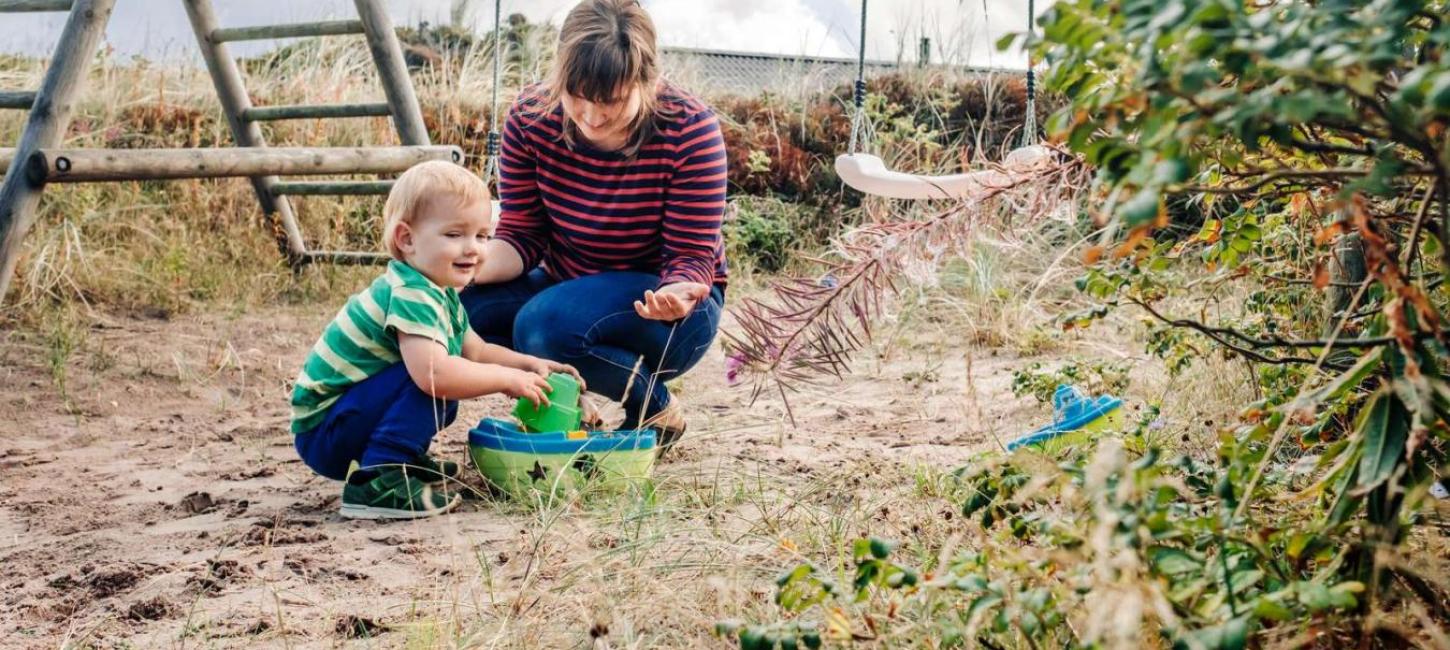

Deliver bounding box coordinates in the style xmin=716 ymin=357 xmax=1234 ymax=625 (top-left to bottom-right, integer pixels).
xmin=644 ymin=400 xmax=687 ymax=457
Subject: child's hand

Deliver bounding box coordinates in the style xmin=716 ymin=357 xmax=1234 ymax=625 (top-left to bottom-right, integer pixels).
xmin=500 ymin=367 xmax=553 ymax=407
xmin=524 ymin=357 xmax=586 ymax=391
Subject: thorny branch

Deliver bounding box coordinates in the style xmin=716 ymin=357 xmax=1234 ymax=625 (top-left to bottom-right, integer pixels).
xmin=723 ymin=148 xmax=1092 ymax=406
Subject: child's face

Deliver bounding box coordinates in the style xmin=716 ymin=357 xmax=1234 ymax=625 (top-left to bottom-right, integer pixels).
xmin=395 ymin=196 xmax=493 ymax=289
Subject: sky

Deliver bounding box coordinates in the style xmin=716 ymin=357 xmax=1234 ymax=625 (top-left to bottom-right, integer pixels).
xmin=0 ymin=0 xmax=1041 ymax=68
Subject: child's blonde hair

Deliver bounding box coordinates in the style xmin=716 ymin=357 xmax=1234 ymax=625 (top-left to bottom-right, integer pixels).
xmin=381 ymin=161 xmax=490 ymax=260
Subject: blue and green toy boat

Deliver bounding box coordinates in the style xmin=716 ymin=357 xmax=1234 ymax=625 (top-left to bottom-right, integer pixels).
xmin=467 ymin=373 xmax=657 ymax=498
xmin=1007 ymin=384 xmax=1123 ymax=453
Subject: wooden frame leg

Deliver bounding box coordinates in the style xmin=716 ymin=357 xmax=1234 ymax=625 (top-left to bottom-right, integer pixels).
xmin=0 ymin=0 xmax=116 ymax=304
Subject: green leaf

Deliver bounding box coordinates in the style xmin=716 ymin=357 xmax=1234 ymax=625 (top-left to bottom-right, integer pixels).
xmin=739 ymin=626 xmax=770 ymax=650
xmin=868 ymin=537 xmax=895 ymax=559
xmin=1121 ymin=187 xmax=1163 ymax=227
xmin=1429 ymin=71 xmax=1450 ymax=114
xmin=1173 ymin=615 xmax=1251 ymax=650
xmin=1153 ymin=158 xmax=1192 ymax=184
xmin=801 ymin=629 xmax=822 ymax=649
xmin=776 ymin=564 xmax=813 ymax=588
xmin=1297 ymin=580 xmax=1358 ymax=613
xmin=995 ymin=32 xmax=1019 ymax=52
xmin=1299 ymin=349 xmax=1382 ymax=408
xmin=1149 ymin=546 xmax=1203 ymax=576
xmin=851 ymin=539 xmax=872 ymax=562
xmin=1252 ymin=595 xmax=1295 ymax=622
xmin=1355 ymin=388 xmax=1410 ymax=491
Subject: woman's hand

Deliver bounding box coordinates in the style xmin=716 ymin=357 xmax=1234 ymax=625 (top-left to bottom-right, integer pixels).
xmin=523 ymin=356 xmax=586 ymax=391
xmin=634 ymin=282 xmax=710 ymax=321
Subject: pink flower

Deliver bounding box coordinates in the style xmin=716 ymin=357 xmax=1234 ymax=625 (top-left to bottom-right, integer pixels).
xmin=725 ymin=352 xmax=746 ymax=387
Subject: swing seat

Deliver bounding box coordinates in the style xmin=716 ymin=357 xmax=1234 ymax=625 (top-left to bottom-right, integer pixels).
xmin=834 ymin=145 xmax=1053 ymax=200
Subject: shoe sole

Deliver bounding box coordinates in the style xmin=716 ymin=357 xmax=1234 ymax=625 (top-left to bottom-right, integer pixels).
xmin=339 ymin=493 xmax=462 ymax=520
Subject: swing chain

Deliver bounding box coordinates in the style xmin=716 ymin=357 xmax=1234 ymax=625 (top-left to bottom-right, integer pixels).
xmin=1022 ymin=0 xmax=1038 ymax=146
xmin=484 ymin=0 xmax=505 ymax=184
xmin=847 ymin=0 xmax=869 ymax=155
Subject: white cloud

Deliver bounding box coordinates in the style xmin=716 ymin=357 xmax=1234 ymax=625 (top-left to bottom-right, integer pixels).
xmin=0 ymin=0 xmax=1042 ymax=67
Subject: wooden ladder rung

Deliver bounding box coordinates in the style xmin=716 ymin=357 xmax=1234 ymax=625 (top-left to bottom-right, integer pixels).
xmin=212 ymin=20 xmax=366 ymax=43
xmin=0 ymin=0 xmax=73 ymax=12
xmin=0 ymin=91 xmax=36 ymax=110
xmin=242 ymin=102 xmax=392 ymax=121
xmin=299 ymin=250 xmax=389 ymax=265
xmin=272 ymin=181 xmax=393 ymax=196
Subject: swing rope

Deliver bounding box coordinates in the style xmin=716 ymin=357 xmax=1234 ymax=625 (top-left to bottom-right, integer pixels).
xmin=484 ymin=0 xmax=504 ymax=185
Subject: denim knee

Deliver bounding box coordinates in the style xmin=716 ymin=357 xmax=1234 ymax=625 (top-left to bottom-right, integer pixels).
xmin=513 ymin=299 xmax=588 ymax=361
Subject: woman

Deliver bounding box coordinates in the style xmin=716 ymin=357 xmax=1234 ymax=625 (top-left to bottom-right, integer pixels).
xmin=462 ymin=0 xmax=727 ymax=450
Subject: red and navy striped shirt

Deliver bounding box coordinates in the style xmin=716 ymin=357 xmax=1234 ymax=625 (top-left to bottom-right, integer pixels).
xmin=494 ymin=83 xmax=729 ymax=288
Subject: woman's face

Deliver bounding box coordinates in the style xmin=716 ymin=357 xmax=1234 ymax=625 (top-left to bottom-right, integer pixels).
xmin=560 ymin=85 xmax=642 ymax=150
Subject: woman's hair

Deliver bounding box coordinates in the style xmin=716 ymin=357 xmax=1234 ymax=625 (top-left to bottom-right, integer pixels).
xmin=546 ymin=0 xmax=662 ymax=157
xmin=381 ymin=161 xmax=490 ymax=260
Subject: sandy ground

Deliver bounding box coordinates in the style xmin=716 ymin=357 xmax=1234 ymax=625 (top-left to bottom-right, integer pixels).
xmin=0 ymin=304 xmax=1058 ymax=648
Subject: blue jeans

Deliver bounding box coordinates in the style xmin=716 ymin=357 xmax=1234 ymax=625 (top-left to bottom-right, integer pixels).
xmin=460 ymin=269 xmax=724 ymax=427
xmin=294 ymin=363 xmax=457 ymax=480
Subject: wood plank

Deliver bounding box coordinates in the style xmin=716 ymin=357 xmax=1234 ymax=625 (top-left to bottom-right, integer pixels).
xmin=212 ymin=19 xmax=365 ymax=42
xmin=27 ymin=145 xmax=462 ymax=183
xmin=242 ymin=102 xmax=391 ymax=121
xmin=0 ymin=91 xmax=37 ymax=110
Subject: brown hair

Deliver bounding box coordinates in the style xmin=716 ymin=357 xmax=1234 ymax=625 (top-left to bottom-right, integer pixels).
xmin=546 ymin=0 xmax=662 ymax=157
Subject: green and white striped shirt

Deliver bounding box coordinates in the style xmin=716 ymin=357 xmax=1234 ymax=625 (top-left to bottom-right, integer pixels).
xmin=290 ymin=260 xmax=469 ymax=434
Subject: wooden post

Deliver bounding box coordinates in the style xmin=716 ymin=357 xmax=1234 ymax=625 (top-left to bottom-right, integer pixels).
xmin=183 ymin=0 xmax=307 ymax=260
xmin=354 ymin=0 xmax=430 ymax=146
xmin=26 ymin=145 xmax=462 ymax=183
xmin=0 ymin=0 xmax=73 ymax=11
xmin=0 ymin=0 xmax=114 ymax=303
xmin=1325 ymin=232 xmax=1367 ymax=335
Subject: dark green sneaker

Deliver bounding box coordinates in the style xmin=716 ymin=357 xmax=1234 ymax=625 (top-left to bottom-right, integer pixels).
xmin=402 ymin=454 xmax=461 ymax=484
xmin=340 ymin=468 xmax=460 ymax=520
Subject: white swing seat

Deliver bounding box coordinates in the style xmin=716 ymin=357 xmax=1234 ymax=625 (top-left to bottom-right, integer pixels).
xmin=834 ymin=145 xmax=1053 ymax=200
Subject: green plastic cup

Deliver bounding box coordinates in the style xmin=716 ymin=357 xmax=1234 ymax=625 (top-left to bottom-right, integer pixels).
xmin=513 ymin=372 xmax=583 ymax=432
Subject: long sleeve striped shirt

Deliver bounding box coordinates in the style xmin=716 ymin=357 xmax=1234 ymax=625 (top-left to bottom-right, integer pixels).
xmin=494 ymin=84 xmax=729 ymax=289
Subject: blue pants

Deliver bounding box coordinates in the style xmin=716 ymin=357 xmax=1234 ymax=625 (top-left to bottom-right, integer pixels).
xmin=460 ymin=269 xmax=724 ymax=427
xmin=294 ymin=363 xmax=457 ymax=481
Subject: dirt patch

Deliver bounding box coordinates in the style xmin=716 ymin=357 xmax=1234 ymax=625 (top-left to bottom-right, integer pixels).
xmin=175 ymin=491 xmax=218 ymax=515
xmin=0 ymin=305 xmax=1056 ymax=645
xmin=335 ymin=614 xmax=390 ymax=638
xmin=84 ymin=564 xmax=146 ymax=598
xmin=188 ymin=558 xmax=250 ymax=595
xmin=125 ymin=596 xmax=175 ymax=621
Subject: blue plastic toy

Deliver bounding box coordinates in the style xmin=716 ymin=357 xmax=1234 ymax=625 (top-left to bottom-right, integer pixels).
xmin=467 ymin=373 xmax=657 ymax=498
xmin=1007 ymin=384 xmax=1123 ymax=452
